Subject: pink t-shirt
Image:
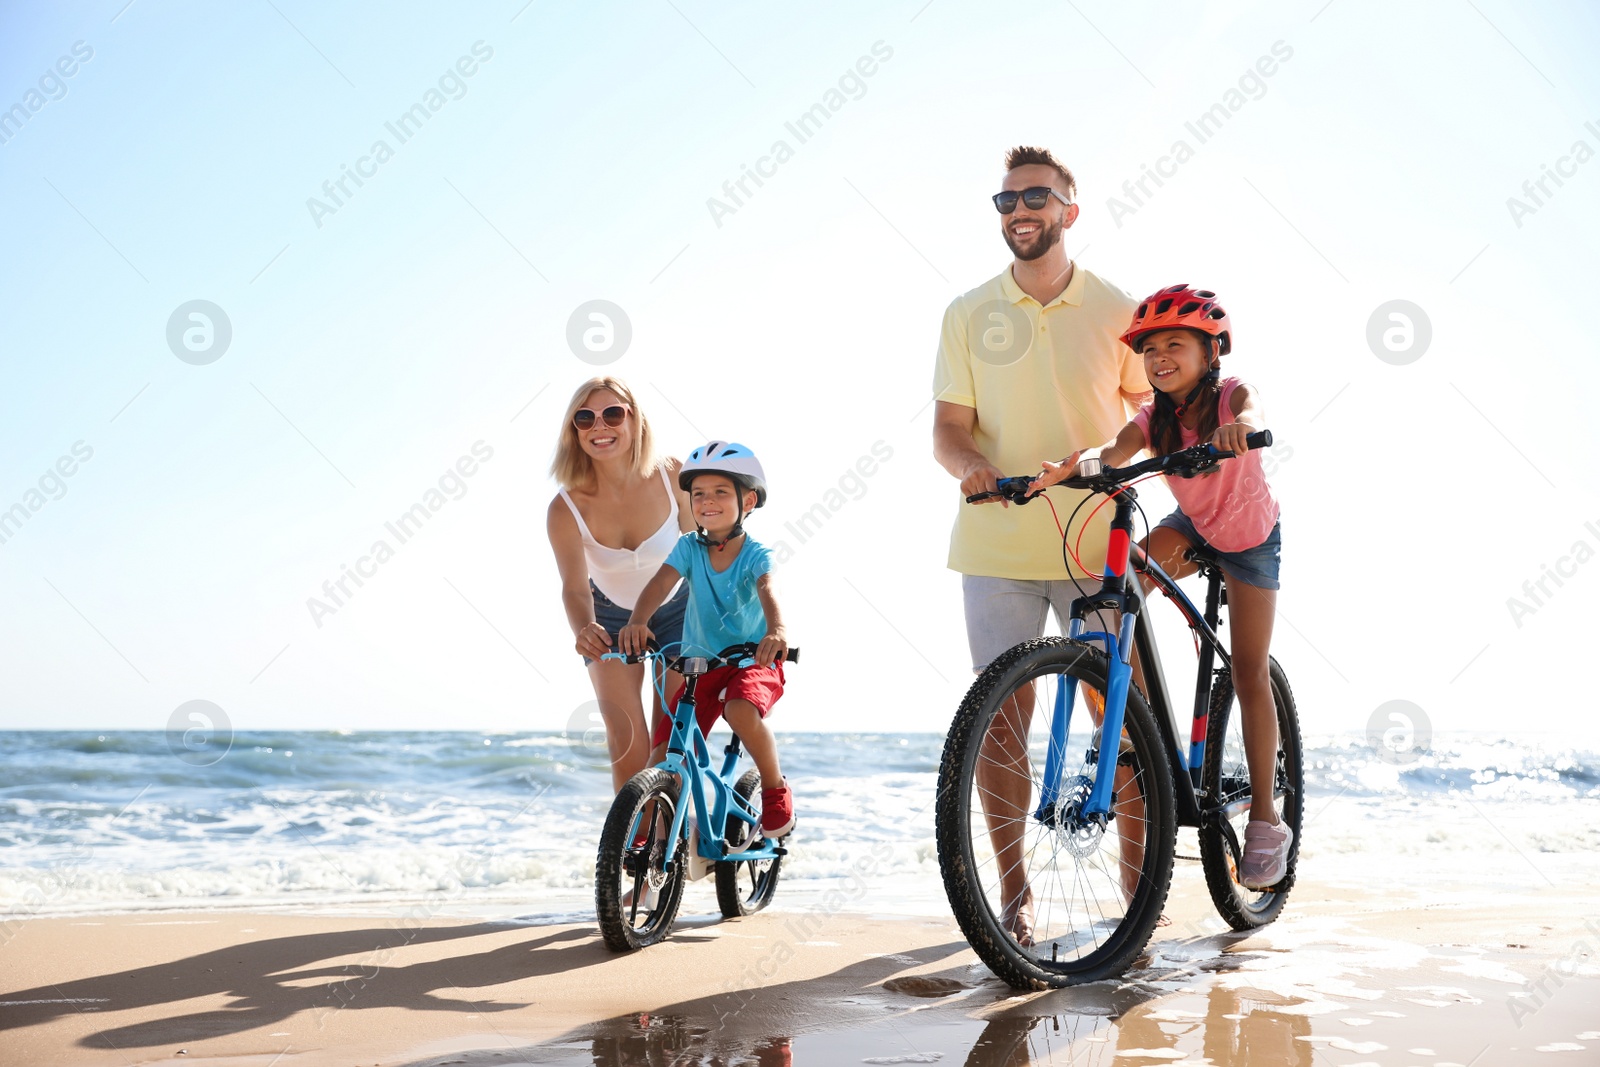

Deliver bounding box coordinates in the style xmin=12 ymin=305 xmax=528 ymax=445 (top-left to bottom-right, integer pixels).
xmin=1131 ymin=378 xmax=1279 ymax=553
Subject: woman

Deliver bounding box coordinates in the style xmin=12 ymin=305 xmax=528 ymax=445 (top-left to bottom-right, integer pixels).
xmin=548 ymin=376 xmax=693 ymax=790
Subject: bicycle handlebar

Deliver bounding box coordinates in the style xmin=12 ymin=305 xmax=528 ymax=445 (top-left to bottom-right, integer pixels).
xmin=1071 ymin=429 xmax=1272 ymax=490
xmin=709 ymin=642 xmax=801 ymax=668
xmin=964 ymin=476 xmax=1039 ymax=506
xmin=965 ymin=429 xmax=1272 ymax=505
xmin=601 ymin=643 xmax=801 ymax=669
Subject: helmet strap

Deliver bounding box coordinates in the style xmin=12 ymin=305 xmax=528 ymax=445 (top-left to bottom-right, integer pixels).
xmin=696 ymin=521 xmax=744 ymax=551
xmin=1173 ymin=344 xmax=1221 ymax=419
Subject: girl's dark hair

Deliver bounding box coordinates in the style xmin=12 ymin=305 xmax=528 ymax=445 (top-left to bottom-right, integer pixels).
xmin=1144 ymin=330 xmax=1222 ymax=457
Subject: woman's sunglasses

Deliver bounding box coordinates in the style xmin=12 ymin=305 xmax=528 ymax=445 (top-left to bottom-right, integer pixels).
xmin=573 ymin=404 xmax=629 ymax=431
xmin=991 ymin=186 xmax=1073 ymax=214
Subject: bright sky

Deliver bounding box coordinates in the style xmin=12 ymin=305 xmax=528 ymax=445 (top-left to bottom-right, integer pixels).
xmin=2 ymin=1 xmax=1597 ymax=745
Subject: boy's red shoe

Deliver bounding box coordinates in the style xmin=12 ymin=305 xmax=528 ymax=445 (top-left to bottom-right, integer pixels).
xmin=760 ymin=780 xmax=795 ymax=838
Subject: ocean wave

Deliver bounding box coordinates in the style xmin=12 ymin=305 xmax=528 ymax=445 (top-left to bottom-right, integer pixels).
xmin=3 ymin=730 xmax=1596 ymax=912
xmin=1300 ymin=734 xmax=1600 ymax=801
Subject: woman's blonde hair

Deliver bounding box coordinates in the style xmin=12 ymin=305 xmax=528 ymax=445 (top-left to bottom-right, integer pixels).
xmin=550 ymin=376 xmax=658 ymax=490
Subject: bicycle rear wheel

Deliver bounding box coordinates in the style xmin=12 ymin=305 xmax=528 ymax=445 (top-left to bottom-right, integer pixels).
xmin=595 ymin=768 xmax=687 ymax=951
xmin=1198 ymin=656 xmax=1303 ymax=929
xmin=936 ymin=637 xmax=1177 ymax=989
xmin=715 ymin=768 xmax=782 ymax=918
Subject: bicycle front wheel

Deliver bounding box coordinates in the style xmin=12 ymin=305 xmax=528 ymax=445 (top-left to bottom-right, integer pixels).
xmin=936 ymin=637 xmax=1177 ymax=989
xmin=1198 ymin=655 xmax=1304 ymax=929
xmin=595 ymin=768 xmax=687 ymax=951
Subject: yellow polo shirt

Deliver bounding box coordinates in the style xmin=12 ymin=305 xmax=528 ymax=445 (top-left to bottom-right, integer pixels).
xmin=934 ymin=264 xmax=1150 ymax=580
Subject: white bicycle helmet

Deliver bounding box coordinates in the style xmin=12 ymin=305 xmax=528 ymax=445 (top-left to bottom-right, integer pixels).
xmin=678 ymin=441 xmax=767 ymax=507
xmin=679 ymin=441 xmax=767 ymax=547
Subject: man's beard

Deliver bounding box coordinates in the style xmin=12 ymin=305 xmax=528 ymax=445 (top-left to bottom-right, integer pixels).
xmin=1003 ymin=216 xmax=1062 ymax=261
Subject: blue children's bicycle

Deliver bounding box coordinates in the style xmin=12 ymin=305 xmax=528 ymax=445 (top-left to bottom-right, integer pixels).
xmin=936 ymin=431 xmax=1303 ymax=989
xmin=595 ymin=642 xmax=800 ymax=951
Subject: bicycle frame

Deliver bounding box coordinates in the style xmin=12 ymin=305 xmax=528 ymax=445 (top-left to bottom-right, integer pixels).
xmin=630 ymin=654 xmax=781 ymax=869
xmin=1034 ymin=486 xmax=1234 ymax=831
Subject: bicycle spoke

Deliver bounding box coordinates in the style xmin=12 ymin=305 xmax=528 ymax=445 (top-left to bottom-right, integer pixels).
xmin=939 ymin=640 xmax=1176 ymax=986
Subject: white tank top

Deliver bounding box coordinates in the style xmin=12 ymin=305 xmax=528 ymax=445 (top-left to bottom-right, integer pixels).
xmin=559 ymin=466 xmax=681 ymax=610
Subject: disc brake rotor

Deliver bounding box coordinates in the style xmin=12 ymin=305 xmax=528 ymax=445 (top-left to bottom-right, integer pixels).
xmin=645 ymin=852 xmax=670 ymax=890
xmin=625 ymin=816 xmax=679 ymax=891
xmin=1052 ymin=774 xmax=1106 ymax=858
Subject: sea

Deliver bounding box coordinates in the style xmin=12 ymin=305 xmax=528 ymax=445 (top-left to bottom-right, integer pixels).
xmin=3 ymin=731 xmax=1598 ymax=923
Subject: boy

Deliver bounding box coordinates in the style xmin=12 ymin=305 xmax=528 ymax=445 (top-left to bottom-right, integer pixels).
xmin=619 ymin=440 xmax=795 ymax=837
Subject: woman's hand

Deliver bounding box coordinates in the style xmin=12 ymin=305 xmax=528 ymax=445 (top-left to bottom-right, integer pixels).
xmin=755 ymin=626 xmax=789 ymax=668
xmin=1030 ymin=450 xmax=1085 ymax=493
xmin=618 ymin=621 xmax=654 ymax=657
xmin=575 ymin=621 xmax=612 ymax=660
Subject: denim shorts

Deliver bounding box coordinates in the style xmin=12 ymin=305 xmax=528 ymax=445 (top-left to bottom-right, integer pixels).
xmin=1157 ymin=512 xmax=1282 ymax=591
xmin=585 ymin=580 xmax=689 ymax=665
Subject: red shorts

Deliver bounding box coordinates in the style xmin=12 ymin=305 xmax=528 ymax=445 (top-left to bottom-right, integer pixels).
xmin=652 ymin=662 xmax=786 ymax=746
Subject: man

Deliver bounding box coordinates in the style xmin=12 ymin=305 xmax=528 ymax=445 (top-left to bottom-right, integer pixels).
xmin=931 ymin=146 xmax=1150 ymax=945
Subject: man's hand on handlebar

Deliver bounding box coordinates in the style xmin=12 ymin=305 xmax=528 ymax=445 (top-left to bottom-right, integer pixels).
xmin=960 ymin=459 xmax=1009 ymax=506
xmin=617 ymin=620 xmax=654 ymax=657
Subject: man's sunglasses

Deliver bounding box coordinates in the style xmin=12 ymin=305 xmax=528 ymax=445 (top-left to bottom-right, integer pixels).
xmin=573 ymin=404 xmax=629 ymax=431
xmin=992 ymin=186 xmax=1073 ymax=214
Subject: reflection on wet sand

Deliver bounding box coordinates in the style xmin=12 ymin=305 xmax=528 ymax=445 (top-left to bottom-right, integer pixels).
xmin=585 ymin=1012 xmax=791 ymax=1067
xmin=959 ymin=982 xmax=1312 ymax=1066
xmin=571 ymin=978 xmax=1309 ymax=1065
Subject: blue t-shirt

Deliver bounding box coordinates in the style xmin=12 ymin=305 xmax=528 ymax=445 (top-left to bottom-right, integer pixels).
xmin=663 ymin=533 xmax=773 ymax=657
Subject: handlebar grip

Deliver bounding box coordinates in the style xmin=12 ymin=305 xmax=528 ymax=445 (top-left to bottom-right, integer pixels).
xmin=712 ymin=643 xmax=801 ymax=666
xmin=1245 ymin=429 xmax=1272 ymax=450
xmin=601 ymin=638 xmax=661 ymax=665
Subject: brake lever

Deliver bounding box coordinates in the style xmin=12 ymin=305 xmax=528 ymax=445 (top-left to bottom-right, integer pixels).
xmin=997 ymin=476 xmax=1038 ymax=504
xmin=1159 ymin=444 xmax=1217 ymax=479
xmin=964 ymin=476 xmax=1038 ymax=505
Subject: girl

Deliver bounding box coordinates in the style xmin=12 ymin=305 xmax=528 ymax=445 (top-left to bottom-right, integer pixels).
xmin=1033 ymin=284 xmax=1289 ymax=889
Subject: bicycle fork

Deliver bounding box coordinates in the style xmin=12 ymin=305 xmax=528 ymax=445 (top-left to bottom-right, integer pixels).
xmin=1035 ymin=499 xmax=1142 ymax=828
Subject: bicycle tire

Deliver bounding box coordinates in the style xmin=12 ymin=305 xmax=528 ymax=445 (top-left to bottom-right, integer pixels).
xmin=1198 ymin=655 xmax=1303 ymax=929
xmin=715 ymin=768 xmax=782 ymax=918
xmin=936 ymin=637 xmax=1177 ymax=989
xmin=595 ymin=768 xmax=688 ymax=951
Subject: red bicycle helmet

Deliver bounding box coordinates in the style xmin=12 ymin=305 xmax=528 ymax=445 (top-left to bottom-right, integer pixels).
xmin=1120 ymin=283 xmax=1232 ymax=356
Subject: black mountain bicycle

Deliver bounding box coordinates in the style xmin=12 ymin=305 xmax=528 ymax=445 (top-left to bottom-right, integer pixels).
xmin=936 ymin=431 xmax=1302 ymax=989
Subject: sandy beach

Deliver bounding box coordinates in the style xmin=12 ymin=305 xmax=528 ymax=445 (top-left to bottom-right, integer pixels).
xmin=5 ymin=850 xmax=1598 ymax=1067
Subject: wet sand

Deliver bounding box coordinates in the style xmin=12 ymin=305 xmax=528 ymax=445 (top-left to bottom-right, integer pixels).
xmin=3 ymin=867 xmax=1598 ymax=1066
